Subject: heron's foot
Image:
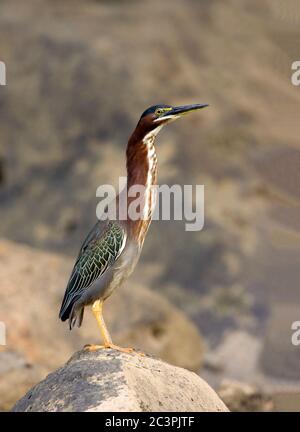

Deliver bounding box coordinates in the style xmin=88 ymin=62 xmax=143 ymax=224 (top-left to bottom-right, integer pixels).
xmin=105 ymin=343 xmax=146 ymax=356
xmin=84 ymin=344 xmax=104 ymax=352
xmin=83 ymin=343 xmax=133 ymax=354
xmin=104 ymin=342 xmax=134 ymax=354
xmin=84 ymin=343 xmax=145 ymax=356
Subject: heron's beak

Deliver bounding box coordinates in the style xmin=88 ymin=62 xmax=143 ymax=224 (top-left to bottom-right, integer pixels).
xmin=154 ymin=103 xmax=209 ymax=123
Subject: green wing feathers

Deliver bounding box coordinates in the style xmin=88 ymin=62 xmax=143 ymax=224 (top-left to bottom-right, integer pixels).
xmin=76 ymin=222 xmax=125 ymax=285
xmin=59 ymin=221 xmax=126 ymax=321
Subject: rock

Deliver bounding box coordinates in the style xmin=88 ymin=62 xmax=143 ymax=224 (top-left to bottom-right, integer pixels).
xmin=202 ymin=330 xmax=262 ymax=387
xmin=12 ymin=349 xmax=228 ymax=412
xmin=0 ymin=352 xmax=47 ymax=412
xmin=217 ymin=379 xmax=273 ymax=412
xmin=0 ymin=239 xmax=203 ymax=409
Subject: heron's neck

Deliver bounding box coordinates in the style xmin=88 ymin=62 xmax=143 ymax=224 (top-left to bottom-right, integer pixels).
xmin=125 ymin=128 xmax=159 ymax=242
xmin=126 ymin=130 xmax=158 ymax=189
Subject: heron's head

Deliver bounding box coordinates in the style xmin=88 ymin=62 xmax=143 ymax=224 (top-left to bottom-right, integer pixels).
xmin=137 ymin=103 xmax=209 ymax=138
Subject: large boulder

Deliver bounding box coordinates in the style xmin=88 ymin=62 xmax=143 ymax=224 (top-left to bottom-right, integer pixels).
xmin=217 ymin=379 xmax=273 ymax=412
xmin=12 ymin=349 xmax=228 ymax=412
xmin=0 ymin=352 xmax=47 ymax=412
xmin=0 ymin=239 xmax=203 ymax=409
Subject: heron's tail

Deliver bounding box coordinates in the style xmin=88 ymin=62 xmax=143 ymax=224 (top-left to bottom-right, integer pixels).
xmin=68 ymin=304 xmax=85 ymax=330
xmin=59 ymin=295 xmax=84 ymax=329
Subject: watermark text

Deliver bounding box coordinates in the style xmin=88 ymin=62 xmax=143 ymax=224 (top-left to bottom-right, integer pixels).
xmin=0 ymin=321 xmax=6 ymax=345
xmin=96 ymin=177 xmax=204 ymax=231
xmin=291 ymin=321 xmax=300 ymax=346
xmin=0 ymin=61 xmax=6 ymax=86
xmin=291 ymin=61 xmax=300 ymax=86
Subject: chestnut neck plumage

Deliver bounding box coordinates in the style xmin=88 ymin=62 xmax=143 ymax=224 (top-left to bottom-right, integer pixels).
xmin=125 ymin=125 xmax=160 ymax=245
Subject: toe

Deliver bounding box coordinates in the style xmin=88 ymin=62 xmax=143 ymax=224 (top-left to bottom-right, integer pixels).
xmin=105 ymin=343 xmax=134 ymax=354
xmin=84 ymin=344 xmax=104 ymax=352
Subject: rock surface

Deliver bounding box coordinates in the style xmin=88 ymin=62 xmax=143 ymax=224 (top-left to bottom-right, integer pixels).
xmin=217 ymin=379 xmax=273 ymax=412
xmin=0 ymin=239 xmax=203 ymax=409
xmin=12 ymin=349 xmax=228 ymax=412
xmin=0 ymin=352 xmax=47 ymax=412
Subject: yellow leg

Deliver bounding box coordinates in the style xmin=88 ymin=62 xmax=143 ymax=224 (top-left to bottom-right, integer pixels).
xmin=84 ymin=299 xmax=135 ymax=354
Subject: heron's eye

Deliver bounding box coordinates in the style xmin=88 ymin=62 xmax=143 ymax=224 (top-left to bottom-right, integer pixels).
xmin=155 ymin=108 xmax=163 ymax=116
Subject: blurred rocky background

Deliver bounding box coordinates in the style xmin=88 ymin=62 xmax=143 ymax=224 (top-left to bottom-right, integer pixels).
xmin=1 ymin=0 xmax=300 ymax=411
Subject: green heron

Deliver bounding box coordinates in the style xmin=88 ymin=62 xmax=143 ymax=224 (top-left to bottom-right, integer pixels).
xmin=59 ymin=103 xmax=208 ymax=353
